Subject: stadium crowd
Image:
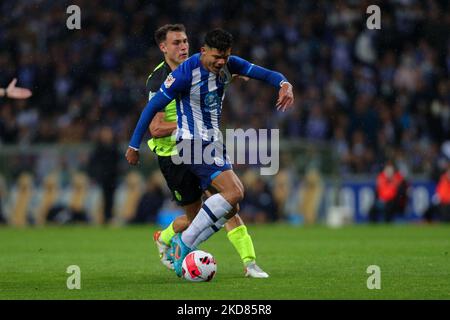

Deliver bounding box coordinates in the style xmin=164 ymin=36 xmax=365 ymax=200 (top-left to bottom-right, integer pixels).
xmin=1 ymin=0 xmax=450 ymax=224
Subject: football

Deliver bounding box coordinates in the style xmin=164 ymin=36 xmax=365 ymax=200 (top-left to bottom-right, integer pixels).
xmin=182 ymin=250 xmax=217 ymax=282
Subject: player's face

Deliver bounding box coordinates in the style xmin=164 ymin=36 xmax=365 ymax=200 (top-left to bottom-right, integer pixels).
xmin=160 ymin=31 xmax=189 ymax=65
xmin=201 ymin=47 xmax=231 ymax=74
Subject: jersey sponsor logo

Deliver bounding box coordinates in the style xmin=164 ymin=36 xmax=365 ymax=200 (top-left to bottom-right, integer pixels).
xmin=164 ymin=74 xmax=176 ymax=88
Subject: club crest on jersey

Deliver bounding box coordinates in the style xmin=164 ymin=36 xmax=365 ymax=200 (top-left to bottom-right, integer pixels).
xmin=164 ymin=74 xmax=176 ymax=88
xmin=204 ymin=92 xmax=220 ymax=110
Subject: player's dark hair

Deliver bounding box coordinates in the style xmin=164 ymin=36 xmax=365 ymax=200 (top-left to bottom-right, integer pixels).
xmin=204 ymin=29 xmax=233 ymax=52
xmin=154 ymin=24 xmax=186 ymax=44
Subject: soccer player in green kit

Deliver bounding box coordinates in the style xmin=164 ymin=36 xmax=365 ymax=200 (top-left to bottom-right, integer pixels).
xmin=146 ymin=24 xmax=268 ymax=278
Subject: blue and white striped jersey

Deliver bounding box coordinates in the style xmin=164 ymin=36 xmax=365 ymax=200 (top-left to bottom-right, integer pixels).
xmin=160 ymin=53 xmax=232 ymax=141
xmin=129 ymin=53 xmax=288 ymax=149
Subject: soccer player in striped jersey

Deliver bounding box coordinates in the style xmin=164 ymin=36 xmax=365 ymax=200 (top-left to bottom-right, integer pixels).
xmin=126 ymin=28 xmax=294 ymax=277
xmin=147 ymin=24 xmax=268 ymax=278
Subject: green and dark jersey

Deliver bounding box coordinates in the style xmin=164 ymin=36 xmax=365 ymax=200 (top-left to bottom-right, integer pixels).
xmin=146 ymin=61 xmax=177 ymax=157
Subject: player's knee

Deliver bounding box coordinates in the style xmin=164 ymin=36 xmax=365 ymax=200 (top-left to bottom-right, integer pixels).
xmin=226 ymin=186 xmax=244 ymax=205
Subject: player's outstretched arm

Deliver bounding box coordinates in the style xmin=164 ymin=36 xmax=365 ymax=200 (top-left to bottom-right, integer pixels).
xmin=228 ymin=56 xmax=294 ymax=111
xmin=126 ymin=92 xmax=172 ymax=165
xmin=0 ymin=78 xmax=32 ymax=99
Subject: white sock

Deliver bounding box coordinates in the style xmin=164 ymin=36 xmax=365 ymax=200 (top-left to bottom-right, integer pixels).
xmin=192 ymin=217 xmax=228 ymax=248
xmin=181 ymin=194 xmax=232 ymax=248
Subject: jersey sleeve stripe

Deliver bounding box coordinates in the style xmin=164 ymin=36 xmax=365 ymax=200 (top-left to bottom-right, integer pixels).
xmin=160 ymin=88 xmax=173 ymax=100
xmin=245 ymin=64 xmax=254 ymax=75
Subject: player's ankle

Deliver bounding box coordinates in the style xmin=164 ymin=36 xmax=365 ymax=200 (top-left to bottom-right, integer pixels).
xmin=244 ymin=259 xmax=256 ymax=267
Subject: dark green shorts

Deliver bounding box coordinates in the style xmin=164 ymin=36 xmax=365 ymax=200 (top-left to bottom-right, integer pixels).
xmin=157 ymin=155 xmax=203 ymax=206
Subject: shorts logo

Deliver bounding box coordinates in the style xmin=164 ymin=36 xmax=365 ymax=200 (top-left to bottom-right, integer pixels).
xmin=164 ymin=74 xmax=176 ymax=88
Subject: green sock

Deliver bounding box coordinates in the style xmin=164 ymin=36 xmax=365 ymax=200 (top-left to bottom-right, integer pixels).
xmin=160 ymin=222 xmax=175 ymax=246
xmin=227 ymin=225 xmax=256 ymax=265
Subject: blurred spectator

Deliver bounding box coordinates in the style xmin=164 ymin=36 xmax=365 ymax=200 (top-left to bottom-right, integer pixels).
xmin=431 ymin=141 xmax=450 ymax=181
xmin=35 ymin=173 xmax=63 ymax=225
xmin=0 ymin=104 xmax=18 ymax=144
xmin=424 ymin=164 xmax=450 ymax=223
xmin=240 ymin=170 xmax=277 ymax=223
xmin=434 ymin=165 xmax=450 ymax=222
xmin=42 ymin=172 xmax=92 ymax=224
xmin=6 ymin=172 xmax=36 ymax=226
xmin=0 ymin=175 xmax=6 ymax=223
xmin=113 ymin=171 xmax=144 ymax=224
xmin=368 ymin=161 xmax=409 ymax=223
xmin=63 ymin=172 xmax=91 ymax=224
xmin=272 ymin=169 xmax=292 ymax=219
xmin=87 ymin=126 xmax=121 ymax=224
xmin=298 ymin=169 xmax=323 ymax=225
xmin=347 ymin=130 xmax=375 ymax=173
xmin=130 ymin=172 xmax=165 ymax=224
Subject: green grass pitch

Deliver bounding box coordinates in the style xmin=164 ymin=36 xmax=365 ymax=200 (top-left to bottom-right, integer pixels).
xmin=0 ymin=224 xmax=449 ymax=299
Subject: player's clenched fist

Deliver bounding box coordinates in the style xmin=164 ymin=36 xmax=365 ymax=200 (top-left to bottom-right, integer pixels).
xmin=125 ymin=147 xmax=140 ymax=165
xmin=276 ymin=82 xmax=294 ymax=112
